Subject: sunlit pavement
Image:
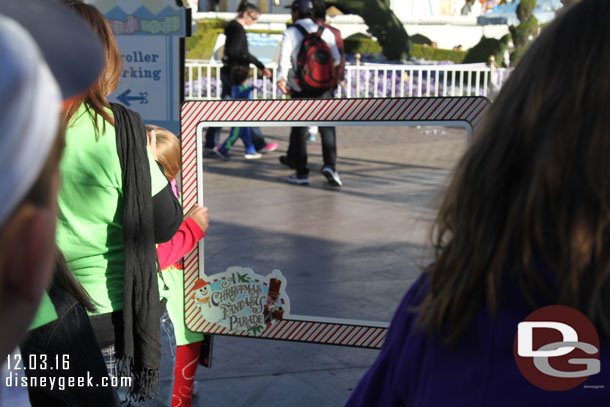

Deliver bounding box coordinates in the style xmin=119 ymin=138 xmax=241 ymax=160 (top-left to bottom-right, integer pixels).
xmin=192 ymin=124 xmax=468 ymax=406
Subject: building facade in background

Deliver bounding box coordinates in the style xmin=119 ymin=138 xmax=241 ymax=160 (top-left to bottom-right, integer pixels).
xmin=192 ymin=0 xmax=464 ymax=18
xmin=390 ymin=0 xmax=461 ymax=19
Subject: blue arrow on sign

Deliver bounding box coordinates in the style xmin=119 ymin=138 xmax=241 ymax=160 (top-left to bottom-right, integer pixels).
xmin=117 ymin=89 xmax=149 ymax=106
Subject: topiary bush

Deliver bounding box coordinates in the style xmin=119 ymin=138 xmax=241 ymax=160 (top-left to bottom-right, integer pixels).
xmin=462 ymin=35 xmax=511 ymax=66
xmin=516 ymin=0 xmax=536 ymax=21
xmin=327 ymin=0 xmax=410 ymax=61
xmin=509 ymin=0 xmax=538 ymax=66
xmin=411 ymin=34 xmax=433 ymax=46
xmin=344 ymin=33 xmax=466 ymax=63
xmin=412 ymin=44 xmax=466 ymax=64
xmin=344 ymin=33 xmax=383 ymax=55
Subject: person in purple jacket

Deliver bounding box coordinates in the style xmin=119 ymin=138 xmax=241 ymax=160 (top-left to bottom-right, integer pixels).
xmin=348 ymin=1 xmax=610 ymax=405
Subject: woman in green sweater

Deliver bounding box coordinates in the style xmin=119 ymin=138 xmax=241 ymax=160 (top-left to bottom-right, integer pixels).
xmin=57 ymin=3 xmax=182 ymax=404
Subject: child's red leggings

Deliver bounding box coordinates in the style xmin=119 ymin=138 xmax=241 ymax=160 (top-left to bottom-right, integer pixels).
xmin=172 ymin=341 xmax=202 ymax=407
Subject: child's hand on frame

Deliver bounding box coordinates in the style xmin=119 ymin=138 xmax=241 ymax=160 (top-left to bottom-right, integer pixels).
xmin=187 ymin=205 xmax=209 ymax=234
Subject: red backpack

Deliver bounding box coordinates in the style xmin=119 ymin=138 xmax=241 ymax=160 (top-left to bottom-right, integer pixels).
xmin=294 ymin=24 xmax=337 ymax=91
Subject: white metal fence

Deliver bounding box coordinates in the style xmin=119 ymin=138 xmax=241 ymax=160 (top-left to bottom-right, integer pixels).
xmin=185 ymin=59 xmax=512 ymax=101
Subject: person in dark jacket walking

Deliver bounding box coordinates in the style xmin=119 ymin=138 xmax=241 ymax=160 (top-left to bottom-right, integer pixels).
xmin=204 ymin=2 xmax=279 ymax=156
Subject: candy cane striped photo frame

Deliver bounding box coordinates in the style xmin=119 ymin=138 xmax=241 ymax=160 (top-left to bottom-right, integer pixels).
xmin=181 ymin=97 xmax=490 ymax=349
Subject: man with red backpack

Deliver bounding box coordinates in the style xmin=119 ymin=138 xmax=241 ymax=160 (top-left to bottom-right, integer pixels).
xmin=314 ymin=4 xmax=345 ymax=88
xmin=278 ymin=0 xmax=343 ymax=186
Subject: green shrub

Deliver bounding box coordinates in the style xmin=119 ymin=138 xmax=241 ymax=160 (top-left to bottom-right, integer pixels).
xmin=412 ymin=44 xmax=466 ymax=64
xmin=186 ymin=19 xmax=227 ymax=60
xmin=344 ymin=33 xmax=383 ymax=55
xmin=509 ymin=43 xmax=531 ymax=66
xmin=510 ymin=0 xmax=538 ymax=66
xmin=186 ymin=19 xmax=284 ymax=61
xmin=410 ymin=34 xmax=432 ymax=46
xmin=186 ymin=28 xmax=223 ymax=60
xmin=521 ymin=15 xmax=539 ymax=37
xmin=462 ymin=35 xmax=511 ymax=66
xmin=517 ymin=0 xmax=536 ymax=21
xmin=247 ymin=29 xmax=284 ymax=34
xmin=344 ymin=34 xmax=465 ymax=63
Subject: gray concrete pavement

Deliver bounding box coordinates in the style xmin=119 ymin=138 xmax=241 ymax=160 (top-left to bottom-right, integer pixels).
xmin=192 ymin=125 xmax=467 ymax=407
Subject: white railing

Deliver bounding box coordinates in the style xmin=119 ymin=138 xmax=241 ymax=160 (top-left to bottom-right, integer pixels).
xmin=185 ymin=59 xmax=512 ymax=101
xmin=185 ymin=60 xmax=288 ymax=100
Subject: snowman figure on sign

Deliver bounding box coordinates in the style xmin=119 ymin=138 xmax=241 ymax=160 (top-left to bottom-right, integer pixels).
xmin=193 ymin=278 xmax=212 ymax=308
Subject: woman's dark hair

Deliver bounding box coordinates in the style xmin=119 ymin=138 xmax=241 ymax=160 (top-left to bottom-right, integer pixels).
xmin=237 ymin=1 xmax=259 ymax=15
xmin=417 ymin=0 xmax=610 ymax=346
xmin=230 ymin=65 xmax=250 ymax=86
xmin=62 ymin=2 xmax=122 ymax=136
xmin=52 ymin=247 xmax=96 ymax=313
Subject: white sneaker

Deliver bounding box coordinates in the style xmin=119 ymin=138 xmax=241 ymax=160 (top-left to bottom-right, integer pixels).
xmin=213 ymin=146 xmax=230 ymax=161
xmin=288 ymin=173 xmax=309 ymax=185
xmin=244 ymin=152 xmax=262 ymax=160
xmin=321 ymin=166 xmax=342 ymax=187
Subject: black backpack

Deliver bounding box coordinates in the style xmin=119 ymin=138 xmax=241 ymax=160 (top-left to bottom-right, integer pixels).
xmin=293 ymin=24 xmax=337 ymax=91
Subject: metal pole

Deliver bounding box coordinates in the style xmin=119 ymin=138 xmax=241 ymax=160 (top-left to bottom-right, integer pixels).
xmin=356 ymin=53 xmax=361 ymax=98
xmin=488 ymin=55 xmax=496 ymax=91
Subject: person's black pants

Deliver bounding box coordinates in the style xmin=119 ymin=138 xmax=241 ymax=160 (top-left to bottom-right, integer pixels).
xmin=288 ymin=89 xmax=337 ymax=177
xmin=288 ymin=126 xmax=337 ymax=177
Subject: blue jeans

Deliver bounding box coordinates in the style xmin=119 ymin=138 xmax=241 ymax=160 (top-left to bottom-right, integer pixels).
xmin=21 ymin=287 xmax=119 ymax=406
xmin=102 ymin=311 xmax=176 ymax=406
xmin=204 ymin=70 xmax=267 ymax=150
xmin=220 ymin=126 xmax=255 ymax=154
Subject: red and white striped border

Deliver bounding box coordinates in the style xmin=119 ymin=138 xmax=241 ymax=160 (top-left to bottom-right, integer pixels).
xmin=181 ymin=97 xmax=489 ymax=349
xmin=257 ymin=319 xmax=387 ymax=348
xmin=188 ymin=318 xmax=387 ymax=349
xmin=181 ymin=97 xmax=489 ymax=135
